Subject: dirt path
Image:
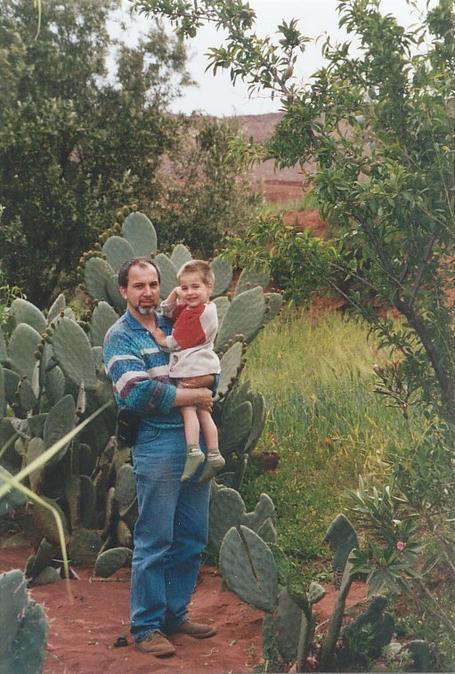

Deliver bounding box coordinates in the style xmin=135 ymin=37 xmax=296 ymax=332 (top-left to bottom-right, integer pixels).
xmin=0 ymin=543 xmax=264 ymax=674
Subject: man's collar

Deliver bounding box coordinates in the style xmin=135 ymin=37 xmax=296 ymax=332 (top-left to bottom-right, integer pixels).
xmin=124 ymin=309 xmax=166 ymax=330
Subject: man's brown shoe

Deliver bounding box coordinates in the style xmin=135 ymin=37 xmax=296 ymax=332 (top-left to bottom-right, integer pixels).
xmin=174 ymin=620 xmax=217 ymax=639
xmin=135 ymin=631 xmax=176 ymax=656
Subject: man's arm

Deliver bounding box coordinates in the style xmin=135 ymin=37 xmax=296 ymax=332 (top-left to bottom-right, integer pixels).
xmin=104 ymin=327 xmax=176 ymax=415
xmin=175 ymin=387 xmax=213 ymax=411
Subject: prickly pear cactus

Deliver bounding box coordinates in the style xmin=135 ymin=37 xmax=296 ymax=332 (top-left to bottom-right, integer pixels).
xmin=220 ymin=525 xmax=278 ymax=611
xmin=94 ymin=546 xmax=133 ymax=578
xmin=0 ymin=569 xmax=48 ymax=674
xmin=324 ymin=513 xmax=358 ymax=586
xmin=319 ymin=514 xmax=359 ymax=672
xmin=338 ymin=595 xmax=395 ymax=668
xmin=209 ymin=483 xmax=276 ymax=550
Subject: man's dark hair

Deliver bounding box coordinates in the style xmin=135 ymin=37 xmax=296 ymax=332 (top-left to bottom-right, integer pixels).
xmin=118 ymin=257 xmax=161 ymax=288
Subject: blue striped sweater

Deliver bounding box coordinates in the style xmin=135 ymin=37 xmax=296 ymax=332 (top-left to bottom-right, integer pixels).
xmin=103 ymin=310 xmax=182 ymax=427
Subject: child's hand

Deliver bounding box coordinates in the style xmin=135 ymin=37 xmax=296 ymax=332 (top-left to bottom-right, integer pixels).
xmin=152 ymin=327 xmax=166 ymax=346
xmin=174 ymin=286 xmax=184 ymax=303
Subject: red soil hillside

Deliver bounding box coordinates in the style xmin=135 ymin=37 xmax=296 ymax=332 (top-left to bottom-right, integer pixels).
xmin=235 ymin=112 xmax=315 ymax=203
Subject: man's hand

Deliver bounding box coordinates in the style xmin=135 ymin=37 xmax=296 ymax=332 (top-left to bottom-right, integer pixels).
xmin=194 ymin=387 xmax=213 ymax=411
xmin=175 ymin=387 xmax=213 ymax=412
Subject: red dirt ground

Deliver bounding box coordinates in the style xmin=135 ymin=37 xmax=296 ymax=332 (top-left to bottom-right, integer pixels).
xmin=1 ymin=540 xmax=367 ymax=674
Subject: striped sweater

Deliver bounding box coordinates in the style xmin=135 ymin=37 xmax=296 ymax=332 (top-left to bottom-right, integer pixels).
xmin=103 ymin=310 xmax=182 ymax=427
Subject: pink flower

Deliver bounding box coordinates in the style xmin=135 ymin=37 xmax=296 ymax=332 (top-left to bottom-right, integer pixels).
xmin=396 ymin=540 xmax=406 ymax=552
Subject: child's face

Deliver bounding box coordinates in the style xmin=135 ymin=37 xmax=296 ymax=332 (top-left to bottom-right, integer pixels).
xmin=179 ymin=271 xmax=211 ymax=308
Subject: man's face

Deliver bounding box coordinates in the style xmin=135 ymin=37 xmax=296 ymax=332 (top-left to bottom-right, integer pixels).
xmin=120 ymin=263 xmax=160 ymax=317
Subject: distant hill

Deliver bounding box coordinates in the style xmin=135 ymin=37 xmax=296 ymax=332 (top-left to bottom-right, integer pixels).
xmin=233 ymin=112 xmax=314 ymax=203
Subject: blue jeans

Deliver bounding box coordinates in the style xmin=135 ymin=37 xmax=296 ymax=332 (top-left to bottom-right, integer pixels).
xmin=130 ymin=422 xmax=210 ymax=642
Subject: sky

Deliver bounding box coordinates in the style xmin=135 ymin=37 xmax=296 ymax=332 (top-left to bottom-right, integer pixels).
xmin=119 ymin=0 xmax=431 ymax=117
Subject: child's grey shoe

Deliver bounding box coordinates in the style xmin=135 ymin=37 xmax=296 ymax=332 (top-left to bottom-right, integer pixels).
xmin=198 ymin=452 xmax=225 ymax=483
xmin=181 ymin=446 xmax=205 ymax=481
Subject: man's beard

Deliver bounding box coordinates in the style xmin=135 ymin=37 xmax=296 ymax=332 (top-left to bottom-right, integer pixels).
xmin=135 ymin=304 xmax=155 ymax=316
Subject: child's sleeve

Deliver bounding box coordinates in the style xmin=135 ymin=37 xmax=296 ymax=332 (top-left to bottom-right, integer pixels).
xmin=164 ymin=305 xmax=210 ymax=351
xmin=160 ymin=300 xmax=185 ymax=322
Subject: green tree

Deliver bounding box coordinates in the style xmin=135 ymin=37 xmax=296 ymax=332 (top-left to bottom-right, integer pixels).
xmin=135 ymin=0 xmax=455 ymax=425
xmin=0 ymin=0 xmax=189 ymax=306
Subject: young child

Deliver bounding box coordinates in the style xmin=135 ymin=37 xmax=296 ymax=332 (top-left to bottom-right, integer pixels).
xmin=151 ymin=259 xmax=225 ymax=482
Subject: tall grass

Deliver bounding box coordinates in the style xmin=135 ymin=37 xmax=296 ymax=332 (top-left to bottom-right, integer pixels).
xmin=241 ymin=308 xmax=423 ymax=572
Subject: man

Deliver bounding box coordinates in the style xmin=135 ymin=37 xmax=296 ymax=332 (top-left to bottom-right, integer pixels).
xmin=103 ymin=257 xmax=217 ymax=657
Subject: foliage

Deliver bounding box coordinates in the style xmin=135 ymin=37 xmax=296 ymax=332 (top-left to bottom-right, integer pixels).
xmin=347 ymin=467 xmax=455 ymax=639
xmin=0 ymin=271 xmax=22 ymax=328
xmin=134 ymin=0 xmax=455 ymax=427
xmin=223 ymin=213 xmax=336 ymax=303
xmin=0 ymin=0 xmax=188 ymax=306
xmin=152 ymin=114 xmax=262 ymax=257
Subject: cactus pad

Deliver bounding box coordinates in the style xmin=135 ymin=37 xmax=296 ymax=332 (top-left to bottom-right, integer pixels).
xmin=8 ymin=323 xmax=41 ymax=380
xmin=121 ymin=211 xmax=157 ymax=256
xmin=264 ymin=292 xmax=283 ymax=325
xmin=69 ymin=528 xmax=103 ymax=567
xmin=244 ymin=392 xmax=266 ymax=454
xmin=6 ymin=593 xmax=48 ymax=674
xmin=0 ymin=326 xmax=7 ymax=362
xmin=106 ymin=274 xmax=127 ymax=314
xmin=102 ymin=236 xmax=135 ymax=273
xmin=211 ymin=256 xmax=233 ymax=297
xmin=220 ymin=525 xmax=278 ymax=611
xmin=216 ymin=286 xmax=265 ymax=351
xmin=0 ymin=569 xmax=28 ymax=658
xmin=275 ymin=588 xmax=303 ymax=662
xmin=219 ymin=400 xmax=252 ymax=455
xmin=153 ymin=253 xmax=177 ymax=298
xmin=170 ymin=243 xmax=192 ymax=271
xmin=243 ymin=493 xmax=276 ymax=530
xmin=3 ymin=367 xmax=20 ymax=405
xmin=47 ymin=293 xmax=66 ymax=323
xmin=84 ymin=256 xmax=114 ymax=302
xmin=216 ymin=339 xmax=245 ymax=400
xmin=44 ymin=365 xmax=66 ymax=406
xmin=10 ymin=299 xmax=47 ymax=334
xmin=31 ymin=497 xmax=69 ymax=546
xmin=43 ymin=394 xmax=76 ymax=464
xmin=209 ymin=485 xmax=246 ymax=549
xmin=25 ymin=437 xmax=46 ymax=491
xmin=89 ymin=301 xmax=119 ymax=347
xmin=324 ymin=514 xmax=358 ymax=584
xmin=213 ymin=296 xmax=230 ymax=326
xmin=115 ymin=464 xmax=136 ymax=515
xmin=256 ymin=517 xmax=277 ymax=544
xmin=18 ymin=377 xmax=37 ymax=412
xmin=52 ymin=317 xmax=97 ymax=389
xmin=94 ymin=546 xmax=133 ymax=578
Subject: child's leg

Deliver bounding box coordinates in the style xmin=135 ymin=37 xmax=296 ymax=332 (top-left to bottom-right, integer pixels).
xmin=180 ymin=406 xmax=204 ymax=481
xmin=197 ymin=409 xmax=225 ymax=482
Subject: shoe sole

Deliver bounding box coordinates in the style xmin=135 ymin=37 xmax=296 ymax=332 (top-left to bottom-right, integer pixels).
xmin=135 ymin=646 xmax=176 ymax=657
